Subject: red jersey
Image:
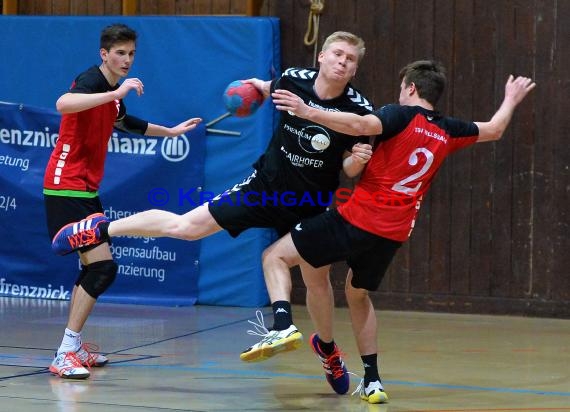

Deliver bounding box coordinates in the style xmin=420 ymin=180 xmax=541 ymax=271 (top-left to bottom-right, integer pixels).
xmin=44 ymin=66 xmax=125 ymax=193
xmin=337 ymin=104 xmax=478 ymax=241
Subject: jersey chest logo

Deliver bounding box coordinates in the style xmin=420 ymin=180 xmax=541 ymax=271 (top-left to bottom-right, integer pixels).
xmin=284 ymin=123 xmax=331 ymax=153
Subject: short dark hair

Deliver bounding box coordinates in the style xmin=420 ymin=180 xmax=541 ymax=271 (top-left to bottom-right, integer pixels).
xmin=100 ymin=24 xmax=137 ymax=51
xmin=399 ymin=60 xmax=446 ymax=106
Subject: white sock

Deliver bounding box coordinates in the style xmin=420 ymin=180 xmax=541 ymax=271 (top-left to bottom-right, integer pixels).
xmin=57 ymin=328 xmax=81 ymax=355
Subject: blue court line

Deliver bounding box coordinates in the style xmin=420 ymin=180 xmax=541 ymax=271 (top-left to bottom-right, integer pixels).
xmin=0 ymin=395 xmax=206 ymax=412
xmin=0 ymin=311 xmax=272 ymax=356
xmin=0 ymin=312 xmax=267 ymax=381
xmin=114 ymin=364 xmax=570 ymax=397
xmin=2 ymin=311 xmax=568 ymax=400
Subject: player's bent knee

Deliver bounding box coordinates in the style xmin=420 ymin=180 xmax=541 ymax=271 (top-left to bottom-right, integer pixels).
xmin=345 ymin=281 xmax=369 ymax=301
xmin=80 ymin=260 xmax=118 ymax=299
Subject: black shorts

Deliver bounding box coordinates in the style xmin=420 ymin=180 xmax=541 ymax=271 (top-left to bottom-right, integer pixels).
xmin=291 ymin=208 xmax=402 ymax=291
xmin=44 ymin=194 xmax=107 ymax=252
xmin=208 ymin=170 xmax=327 ymax=238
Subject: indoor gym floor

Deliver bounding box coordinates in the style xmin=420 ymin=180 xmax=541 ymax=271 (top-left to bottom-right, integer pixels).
xmin=0 ymin=297 xmax=568 ymax=412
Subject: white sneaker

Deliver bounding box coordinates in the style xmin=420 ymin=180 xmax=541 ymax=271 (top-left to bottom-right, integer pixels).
xmin=75 ymin=343 xmax=108 ymax=367
xmin=353 ymin=379 xmax=389 ymax=404
xmin=49 ymin=352 xmax=90 ymax=379
xmin=239 ymin=310 xmax=303 ymax=362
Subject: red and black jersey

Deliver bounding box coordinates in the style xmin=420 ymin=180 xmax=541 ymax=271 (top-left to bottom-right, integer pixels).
xmin=337 ymin=104 xmax=479 ymax=241
xmin=44 ymin=66 xmax=125 ymax=192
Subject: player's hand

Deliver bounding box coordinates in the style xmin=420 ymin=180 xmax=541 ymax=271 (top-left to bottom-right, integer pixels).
xmin=350 ymin=142 xmax=373 ymax=165
xmin=167 ymin=118 xmax=202 ymax=137
xmin=243 ymin=78 xmax=270 ymax=98
xmin=272 ymin=89 xmax=310 ymax=118
xmin=116 ymin=78 xmax=144 ymax=98
xmin=504 ymin=75 xmax=536 ymax=105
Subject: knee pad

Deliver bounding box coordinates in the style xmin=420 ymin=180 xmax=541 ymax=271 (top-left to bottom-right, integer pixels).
xmin=80 ymin=260 xmax=118 ymax=299
xmin=74 ymin=264 xmax=88 ymax=287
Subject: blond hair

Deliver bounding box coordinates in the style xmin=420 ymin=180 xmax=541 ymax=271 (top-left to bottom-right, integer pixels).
xmin=321 ymin=31 xmax=366 ymax=62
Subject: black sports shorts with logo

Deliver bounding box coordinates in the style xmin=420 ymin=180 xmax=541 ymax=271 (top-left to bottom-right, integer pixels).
xmin=291 ymin=208 xmax=402 ymax=291
xmin=208 ymin=170 xmax=327 ymax=238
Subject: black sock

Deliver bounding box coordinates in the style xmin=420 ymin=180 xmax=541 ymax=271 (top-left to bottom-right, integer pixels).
xmin=317 ymin=336 xmax=336 ymax=355
xmin=98 ymin=221 xmax=110 ymax=240
xmin=271 ymin=301 xmax=292 ymax=330
xmin=361 ymin=353 xmax=380 ymax=384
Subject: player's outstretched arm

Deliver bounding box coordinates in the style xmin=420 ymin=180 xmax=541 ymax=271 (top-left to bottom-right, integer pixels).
xmin=146 ymin=118 xmax=202 ymax=137
xmin=475 ymin=75 xmax=536 ymax=143
xmin=271 ymin=89 xmax=382 ymax=136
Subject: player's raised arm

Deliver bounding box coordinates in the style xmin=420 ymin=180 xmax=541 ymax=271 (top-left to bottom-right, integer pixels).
xmin=56 ymin=78 xmax=144 ymax=114
xmin=271 ymin=89 xmax=382 ymax=136
xmin=475 ymin=75 xmax=536 ymax=143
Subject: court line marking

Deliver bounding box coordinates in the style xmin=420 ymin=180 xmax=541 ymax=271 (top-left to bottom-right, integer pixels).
xmin=2 ymin=310 xmax=568 ymax=404
xmin=112 ymin=364 xmax=570 ymax=397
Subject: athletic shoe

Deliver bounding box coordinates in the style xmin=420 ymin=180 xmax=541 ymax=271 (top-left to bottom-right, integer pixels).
xmin=49 ymin=352 xmax=90 ymax=379
xmin=240 ymin=310 xmax=303 ymax=362
xmin=51 ymin=213 xmax=108 ymax=255
xmin=309 ymin=333 xmax=350 ymax=394
xmin=75 ymin=343 xmax=108 ymax=367
xmin=354 ymin=378 xmax=389 ymax=404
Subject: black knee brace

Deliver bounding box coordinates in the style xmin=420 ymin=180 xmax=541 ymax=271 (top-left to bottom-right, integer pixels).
xmin=74 ymin=264 xmax=88 ymax=287
xmin=80 ymin=260 xmax=118 ymax=299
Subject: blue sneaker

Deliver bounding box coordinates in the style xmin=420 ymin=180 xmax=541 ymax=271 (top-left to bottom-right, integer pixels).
xmin=309 ymin=333 xmax=349 ymax=394
xmin=51 ymin=213 xmax=108 ymax=255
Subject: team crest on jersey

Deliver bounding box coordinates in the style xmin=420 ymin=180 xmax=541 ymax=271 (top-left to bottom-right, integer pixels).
xmin=298 ymin=125 xmax=331 ymax=153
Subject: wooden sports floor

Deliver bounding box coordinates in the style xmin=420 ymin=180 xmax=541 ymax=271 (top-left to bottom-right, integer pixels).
xmin=1 ymin=297 xmax=568 ymax=412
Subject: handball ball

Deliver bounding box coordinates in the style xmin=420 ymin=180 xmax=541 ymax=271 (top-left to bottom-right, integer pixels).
xmin=223 ymin=80 xmax=264 ymax=117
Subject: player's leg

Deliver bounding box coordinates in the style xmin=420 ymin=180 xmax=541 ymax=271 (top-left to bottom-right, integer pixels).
xmin=241 ymin=209 xmax=352 ymax=394
xmin=345 ymin=271 xmax=387 ymax=404
xmin=45 ymin=195 xmax=101 ymax=378
xmin=345 ymin=237 xmax=400 ymax=404
xmin=51 ymin=171 xmax=269 ymax=255
xmin=300 ymin=264 xmax=334 ymax=342
xmin=66 ymin=243 xmax=113 ymax=333
xmin=51 ymin=242 xmax=115 ymax=379
xmin=239 ymin=234 xmax=305 ymax=363
xmin=107 ymin=203 xmax=222 ymax=240
xmin=51 ymin=203 xmax=223 ymax=255
xmin=345 ymin=270 xmax=377 ymax=356
xmin=302 ymin=263 xmax=350 ymax=395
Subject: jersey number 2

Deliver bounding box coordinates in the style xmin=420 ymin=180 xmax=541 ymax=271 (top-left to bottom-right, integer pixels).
xmin=392 ymin=148 xmax=434 ymax=195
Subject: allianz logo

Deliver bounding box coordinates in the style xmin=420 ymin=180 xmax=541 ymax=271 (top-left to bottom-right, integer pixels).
xmin=107 ymin=132 xmax=191 ymax=162
xmin=1 ymin=127 xmax=191 ymax=162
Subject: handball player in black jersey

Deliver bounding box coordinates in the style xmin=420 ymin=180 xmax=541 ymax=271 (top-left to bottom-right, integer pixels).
xmin=52 ymin=31 xmax=375 ymax=393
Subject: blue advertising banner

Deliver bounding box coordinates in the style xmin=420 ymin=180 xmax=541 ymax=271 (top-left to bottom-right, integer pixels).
xmin=0 ymin=102 xmax=205 ymax=306
xmin=0 ymin=16 xmax=280 ymax=307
